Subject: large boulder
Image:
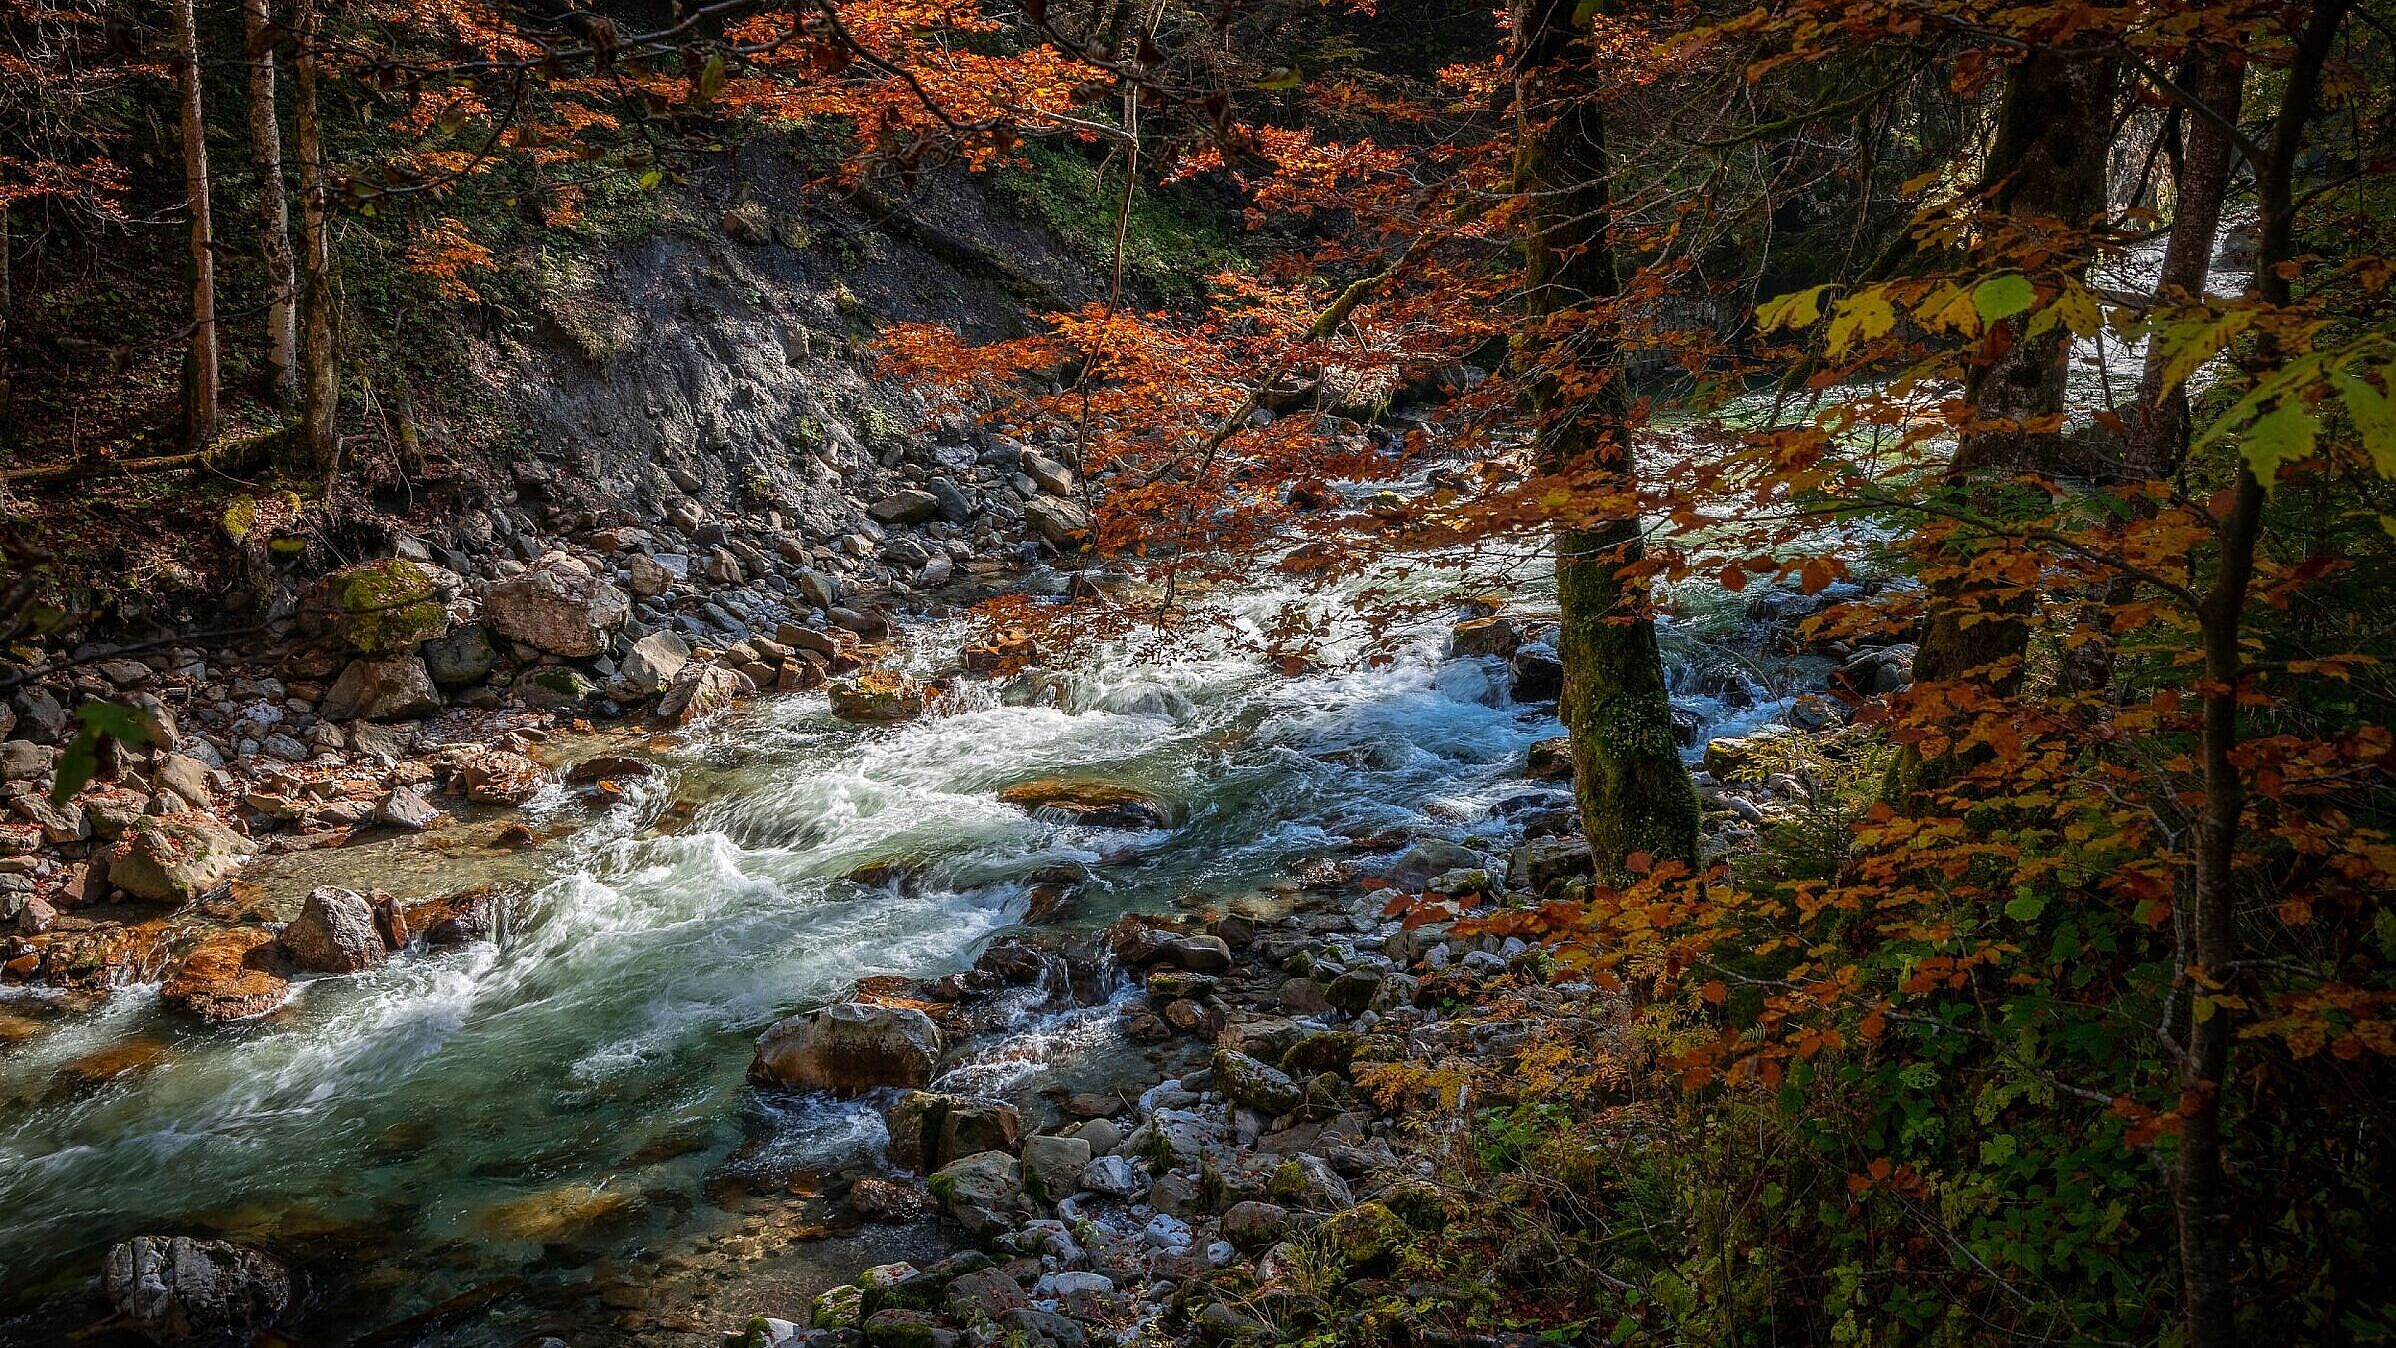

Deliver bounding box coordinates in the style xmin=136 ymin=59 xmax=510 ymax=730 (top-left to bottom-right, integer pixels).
xmin=749 ymin=1002 xmax=943 ymax=1097
xmin=510 ymin=666 xmax=597 ymax=711
xmin=1448 ymin=615 xmax=1520 ymax=659
xmin=484 ymin=553 xmax=629 ymax=657
xmin=281 ymin=887 xmax=389 ymax=974
xmin=421 ymin=624 xmax=499 ymax=687
xmin=107 ymin=816 xmax=250 ymax=904
xmin=318 ymin=655 xmax=441 ymax=721
xmin=884 ymin=1091 xmax=1022 ymax=1173
xmin=160 ymin=928 xmax=291 ymax=1022
xmin=869 ymin=490 xmax=941 ymax=526
xmin=1511 ymin=835 xmax=1592 ymax=892
xmin=317 ymin=559 xmax=460 ymax=655
xmin=103 ymin=1236 xmax=291 ymax=1347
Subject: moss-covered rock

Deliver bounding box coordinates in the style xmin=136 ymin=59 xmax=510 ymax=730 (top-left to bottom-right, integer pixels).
xmin=320 ymin=560 xmax=456 ymax=655
xmin=1322 ymin=1200 xmax=1407 ymax=1268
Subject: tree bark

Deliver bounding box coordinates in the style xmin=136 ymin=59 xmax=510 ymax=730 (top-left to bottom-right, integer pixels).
xmin=292 ymin=0 xmax=339 ymax=475
xmin=1893 ymin=48 xmax=2118 ymax=793
xmin=172 ymin=0 xmax=218 ymax=448
xmin=243 ymin=0 xmax=299 ymax=406
xmin=2175 ymin=10 xmax=2347 ymax=1346
xmin=1513 ymin=0 xmax=1700 ymax=879
xmin=2128 ymin=52 xmax=2246 ymax=480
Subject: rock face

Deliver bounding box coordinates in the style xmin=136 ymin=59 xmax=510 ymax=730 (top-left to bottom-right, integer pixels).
xmin=828 ymin=671 xmax=926 ymax=723
xmin=484 ymin=553 xmax=629 ymax=657
xmin=281 ymin=887 xmax=389 ymax=973
xmin=103 ymin=1236 xmax=291 ymax=1347
xmin=749 ymin=1001 xmax=943 ymax=1097
xmin=107 ymin=816 xmax=250 ymax=904
xmin=319 ymin=655 xmax=441 ymax=721
xmin=160 ymin=928 xmax=291 ymax=1021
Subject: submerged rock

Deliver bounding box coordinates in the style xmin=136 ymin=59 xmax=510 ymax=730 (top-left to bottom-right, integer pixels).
xmin=159 ymin=928 xmax=291 ymax=1022
xmin=750 ymin=1001 xmax=943 ymax=1097
xmin=103 ymin=1236 xmax=290 ymax=1347
xmin=829 ymin=670 xmax=926 ymax=723
xmin=996 ymin=777 xmax=1166 ymax=830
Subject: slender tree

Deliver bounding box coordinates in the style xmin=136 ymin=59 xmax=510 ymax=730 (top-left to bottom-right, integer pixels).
xmin=2127 ymin=50 xmax=2246 ymax=479
xmin=1512 ymin=0 xmax=1700 ymax=878
xmin=2175 ymin=9 xmax=2348 ymax=1344
xmin=291 ymin=0 xmax=337 ymax=474
xmin=171 ymin=0 xmax=217 ymax=447
xmin=243 ymin=0 xmax=298 ymax=405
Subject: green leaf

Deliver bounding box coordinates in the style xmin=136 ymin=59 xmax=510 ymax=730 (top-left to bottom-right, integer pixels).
xmin=51 ymin=701 xmax=154 ymax=806
xmin=1253 ymin=66 xmax=1302 ymax=91
xmin=637 ymin=168 xmax=664 ymax=191
xmin=2003 ymin=895 xmax=2046 ymax=922
xmin=698 ymin=52 xmax=727 ymax=101
xmin=2239 ymin=400 xmax=2317 ymax=488
xmin=2331 ymin=368 xmax=2396 ymax=478
xmin=1972 ymin=273 xmax=2036 ymax=325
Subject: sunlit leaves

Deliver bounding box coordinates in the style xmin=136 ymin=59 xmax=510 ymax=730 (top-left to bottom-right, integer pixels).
xmin=1970 ymin=273 xmax=2035 ymax=324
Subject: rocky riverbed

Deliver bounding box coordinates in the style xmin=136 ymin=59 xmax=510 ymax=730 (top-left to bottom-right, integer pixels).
xmin=1 ymin=427 xmax=1910 ymax=1346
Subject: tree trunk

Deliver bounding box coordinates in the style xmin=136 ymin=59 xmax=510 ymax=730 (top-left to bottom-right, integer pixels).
xmin=1513 ymin=0 xmax=1700 ymax=879
xmin=292 ymin=0 xmax=338 ymax=475
xmin=172 ymin=0 xmax=218 ymax=448
xmin=2127 ymin=52 xmax=2245 ymax=480
xmin=243 ymin=0 xmax=299 ymax=406
xmin=1894 ymin=48 xmax=2117 ymax=793
xmin=2175 ymin=10 xmax=2346 ymax=1346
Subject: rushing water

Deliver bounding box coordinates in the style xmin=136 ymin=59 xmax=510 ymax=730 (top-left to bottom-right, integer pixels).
xmin=1 ymin=550 xmax=1822 ymax=1346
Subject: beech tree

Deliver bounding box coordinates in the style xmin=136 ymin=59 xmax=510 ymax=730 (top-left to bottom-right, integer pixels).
xmin=244 ymin=0 xmax=299 ymax=405
xmin=171 ymin=0 xmax=217 ymax=447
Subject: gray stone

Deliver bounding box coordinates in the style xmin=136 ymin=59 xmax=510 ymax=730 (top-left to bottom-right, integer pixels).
xmin=103 ymin=1236 xmax=290 ymax=1347
xmin=421 ymin=625 xmax=499 ymax=687
xmin=1020 ymin=1133 xmax=1092 ymax=1200
xmin=484 ymin=553 xmax=630 ymax=657
xmin=616 ymin=631 xmax=690 ymax=695
xmin=319 ymin=656 xmax=441 ymax=722
xmin=282 ymin=887 xmax=388 ymax=974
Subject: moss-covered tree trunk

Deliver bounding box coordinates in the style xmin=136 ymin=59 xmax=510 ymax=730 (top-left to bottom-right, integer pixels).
xmin=1512 ymin=0 xmax=1699 ymax=879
